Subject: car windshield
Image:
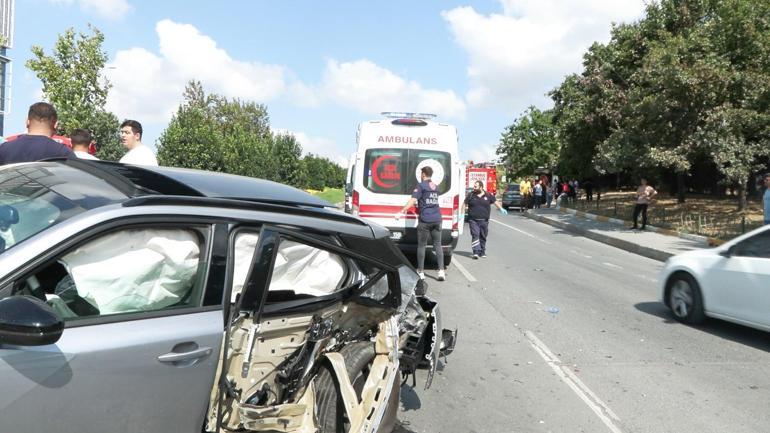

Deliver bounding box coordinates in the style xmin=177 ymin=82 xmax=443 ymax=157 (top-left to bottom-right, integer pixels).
xmin=505 ymin=184 xmax=520 ymax=193
xmin=0 ymin=163 xmax=128 ymax=254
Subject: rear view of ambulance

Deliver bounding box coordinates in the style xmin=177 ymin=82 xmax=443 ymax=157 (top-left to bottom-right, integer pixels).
xmin=348 ymin=112 xmax=464 ymax=265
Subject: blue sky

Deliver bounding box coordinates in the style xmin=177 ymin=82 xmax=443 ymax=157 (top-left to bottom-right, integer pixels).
xmin=4 ymin=0 xmax=647 ymax=165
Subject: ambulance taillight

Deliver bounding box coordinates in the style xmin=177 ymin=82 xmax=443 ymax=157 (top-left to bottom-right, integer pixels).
xmin=352 ymin=190 xmax=360 ymax=216
xmin=452 ymin=194 xmax=459 ymax=233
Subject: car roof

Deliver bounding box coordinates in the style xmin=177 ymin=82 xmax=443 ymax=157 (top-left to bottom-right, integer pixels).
xmin=14 ymin=159 xmax=371 ymax=229
xmin=70 ymin=160 xmax=332 ymax=208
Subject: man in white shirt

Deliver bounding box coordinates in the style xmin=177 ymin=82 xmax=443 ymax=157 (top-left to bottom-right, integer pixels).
xmin=70 ymin=129 xmax=98 ymax=160
xmin=119 ymin=120 xmax=157 ymax=166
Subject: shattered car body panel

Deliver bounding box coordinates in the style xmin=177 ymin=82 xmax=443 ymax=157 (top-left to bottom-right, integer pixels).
xmin=207 ymin=225 xmax=428 ymax=433
xmin=0 ymin=160 xmax=456 ymax=433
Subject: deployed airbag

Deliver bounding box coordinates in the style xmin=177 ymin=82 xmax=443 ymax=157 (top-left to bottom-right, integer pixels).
xmin=60 ymin=228 xmax=201 ymax=314
xmin=270 ymin=240 xmax=345 ymax=296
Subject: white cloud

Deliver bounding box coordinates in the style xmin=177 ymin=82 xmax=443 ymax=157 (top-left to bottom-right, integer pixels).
xmin=443 ymin=0 xmax=646 ymax=112
xmin=105 ymin=19 xmax=286 ymax=125
xmin=465 ymin=143 xmax=499 ymax=165
xmin=318 ymin=59 xmax=466 ymax=120
xmin=102 ymin=20 xmax=462 ymax=162
xmin=50 ymin=0 xmax=132 ymax=20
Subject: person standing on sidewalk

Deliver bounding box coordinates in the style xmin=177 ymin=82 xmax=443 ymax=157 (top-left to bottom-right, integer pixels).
xmin=519 ymin=178 xmax=531 ymax=212
xmin=0 ymin=102 xmax=73 ymax=165
xmin=533 ymin=180 xmax=543 ymax=209
xmin=70 ymin=129 xmax=98 ymax=160
xmin=763 ymin=174 xmax=770 ymax=225
xmin=632 ymin=177 xmax=657 ymax=230
xmin=395 ymin=166 xmax=446 ymax=281
xmin=462 ymin=180 xmax=508 ymax=259
xmin=119 ymin=120 xmax=157 ymax=166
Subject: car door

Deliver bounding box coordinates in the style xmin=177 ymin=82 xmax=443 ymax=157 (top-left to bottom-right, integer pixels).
xmin=705 ymin=229 xmax=770 ymax=327
xmin=0 ymin=223 xmax=226 ymax=433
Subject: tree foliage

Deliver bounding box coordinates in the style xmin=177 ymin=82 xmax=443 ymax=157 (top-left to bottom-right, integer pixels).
xmin=502 ymin=0 xmax=770 ymax=209
xmin=158 ymin=81 xmax=344 ymax=190
xmin=497 ymin=106 xmax=560 ymax=179
xmin=25 ymin=26 xmax=123 ymax=160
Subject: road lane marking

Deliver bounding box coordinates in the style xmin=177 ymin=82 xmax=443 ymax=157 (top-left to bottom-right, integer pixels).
xmin=490 ymin=218 xmax=553 ymax=245
xmin=453 ymin=259 xmax=477 ymax=282
xmin=602 ymin=262 xmax=623 ymax=270
xmin=525 ymin=330 xmax=624 ymax=433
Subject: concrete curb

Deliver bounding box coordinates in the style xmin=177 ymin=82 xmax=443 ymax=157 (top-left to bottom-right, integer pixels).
xmin=524 ymin=211 xmax=673 ymax=262
xmin=556 ymin=207 xmax=722 ymax=246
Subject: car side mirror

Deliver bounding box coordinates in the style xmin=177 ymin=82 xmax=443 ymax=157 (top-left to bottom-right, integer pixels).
xmin=719 ymin=246 xmax=734 ymax=258
xmin=0 ymin=295 xmax=64 ymax=346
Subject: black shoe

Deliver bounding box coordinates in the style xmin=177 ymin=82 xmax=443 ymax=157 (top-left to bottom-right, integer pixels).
xmin=640 ymin=226 xmax=646 ymax=230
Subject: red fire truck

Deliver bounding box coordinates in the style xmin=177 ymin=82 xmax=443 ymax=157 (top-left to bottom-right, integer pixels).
xmin=465 ymin=162 xmax=498 ymax=196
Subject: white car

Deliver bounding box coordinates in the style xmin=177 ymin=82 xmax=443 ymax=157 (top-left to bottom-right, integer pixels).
xmin=660 ymin=224 xmax=770 ymax=332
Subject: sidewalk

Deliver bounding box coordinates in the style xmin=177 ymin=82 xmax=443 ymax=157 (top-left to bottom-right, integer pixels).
xmin=522 ymin=207 xmax=709 ymax=262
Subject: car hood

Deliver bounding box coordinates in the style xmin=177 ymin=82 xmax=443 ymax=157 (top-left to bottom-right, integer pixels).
xmin=664 ymin=246 xmax=723 ymax=273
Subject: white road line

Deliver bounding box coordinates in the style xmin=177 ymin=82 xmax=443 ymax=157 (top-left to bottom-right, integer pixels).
xmin=453 ymin=259 xmax=477 ymax=282
xmin=490 ymin=218 xmax=553 ymax=245
xmin=602 ymin=262 xmax=623 ymax=270
xmin=524 ymin=330 xmax=624 ymax=433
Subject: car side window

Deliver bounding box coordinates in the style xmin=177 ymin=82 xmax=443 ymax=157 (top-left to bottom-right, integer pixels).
xmin=267 ymin=239 xmax=347 ymax=300
xmin=17 ymin=227 xmax=207 ymax=321
xmin=732 ymin=230 xmax=770 ymax=259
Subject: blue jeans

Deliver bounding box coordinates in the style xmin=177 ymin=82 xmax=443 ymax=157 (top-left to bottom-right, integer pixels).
xmin=469 ymin=219 xmax=489 ymax=255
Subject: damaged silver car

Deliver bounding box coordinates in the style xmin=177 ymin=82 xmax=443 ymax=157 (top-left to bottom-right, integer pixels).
xmin=0 ymin=160 xmax=455 ymax=432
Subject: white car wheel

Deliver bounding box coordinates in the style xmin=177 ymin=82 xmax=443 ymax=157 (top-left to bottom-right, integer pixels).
xmin=667 ymin=274 xmax=705 ymax=324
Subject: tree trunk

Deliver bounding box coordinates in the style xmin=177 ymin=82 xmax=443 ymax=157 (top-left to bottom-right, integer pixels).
xmin=677 ymin=172 xmax=686 ymax=204
xmin=616 ymin=173 xmax=621 ymax=191
xmin=737 ymin=181 xmax=747 ymax=212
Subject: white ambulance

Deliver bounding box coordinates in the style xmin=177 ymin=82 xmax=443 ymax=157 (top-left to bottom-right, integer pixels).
xmin=348 ymin=112 xmax=465 ymax=265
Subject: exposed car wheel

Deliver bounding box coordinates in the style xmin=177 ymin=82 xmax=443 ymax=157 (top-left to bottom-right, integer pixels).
xmin=667 ymin=273 xmax=705 ymax=324
xmin=443 ymin=252 xmax=452 ymax=267
xmin=315 ymin=341 xmax=377 ymax=433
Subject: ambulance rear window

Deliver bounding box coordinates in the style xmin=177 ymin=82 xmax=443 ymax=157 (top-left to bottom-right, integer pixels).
xmin=363 ymin=149 xmax=451 ymax=195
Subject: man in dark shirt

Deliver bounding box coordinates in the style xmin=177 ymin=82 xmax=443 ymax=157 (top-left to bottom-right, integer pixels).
xmin=396 ymin=166 xmax=446 ymax=281
xmin=462 ymin=180 xmax=507 ymax=259
xmin=0 ymin=102 xmax=73 ymax=165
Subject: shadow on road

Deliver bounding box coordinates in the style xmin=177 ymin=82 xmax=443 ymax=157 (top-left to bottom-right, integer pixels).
xmin=399 ymin=384 xmax=422 ymax=411
xmin=392 ymin=420 xmax=419 ymax=433
xmin=635 ymin=301 xmax=770 ymax=353
xmin=453 ymin=250 xmax=475 ymax=259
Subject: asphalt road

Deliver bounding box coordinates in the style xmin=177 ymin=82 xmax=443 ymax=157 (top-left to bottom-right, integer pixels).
xmin=396 ymin=212 xmax=770 ymax=433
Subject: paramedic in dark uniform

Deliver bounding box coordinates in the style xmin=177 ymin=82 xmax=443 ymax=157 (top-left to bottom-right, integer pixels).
xmin=395 ymin=166 xmax=446 ymax=281
xmin=462 ymin=180 xmax=507 ymax=259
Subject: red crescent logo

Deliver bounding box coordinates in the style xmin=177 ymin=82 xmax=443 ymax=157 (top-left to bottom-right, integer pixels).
xmin=371 ymin=155 xmax=399 ymax=188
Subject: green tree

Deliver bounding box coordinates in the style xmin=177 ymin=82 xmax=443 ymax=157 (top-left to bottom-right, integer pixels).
xmin=302 ymin=154 xmax=344 ymax=190
xmin=497 ymin=107 xmax=560 ymax=179
xmin=272 ymin=133 xmax=306 ymax=188
xmin=157 ymin=81 xmax=277 ymax=180
xmin=550 ymin=0 xmax=770 ymax=207
xmin=25 ymin=26 xmax=123 ymax=160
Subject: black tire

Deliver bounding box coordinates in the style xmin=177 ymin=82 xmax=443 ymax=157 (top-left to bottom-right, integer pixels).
xmin=315 ymin=341 xmax=377 ymax=433
xmin=443 ymin=252 xmax=452 ymax=267
xmin=667 ymin=273 xmax=706 ymax=324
